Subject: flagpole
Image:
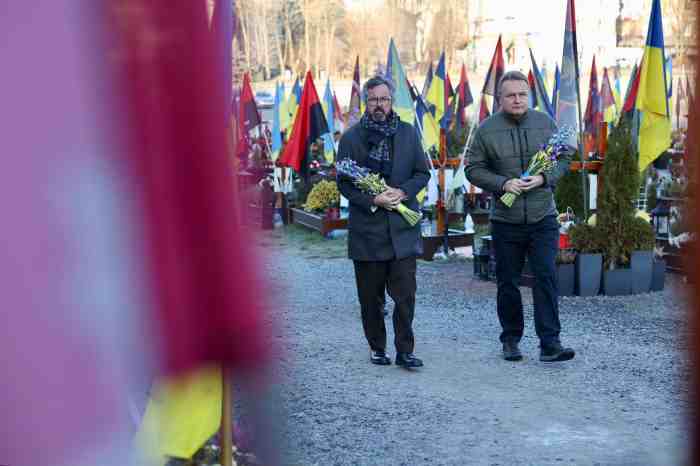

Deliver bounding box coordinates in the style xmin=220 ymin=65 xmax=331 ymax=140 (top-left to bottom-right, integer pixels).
xmin=569 ymin=0 xmax=588 ymax=221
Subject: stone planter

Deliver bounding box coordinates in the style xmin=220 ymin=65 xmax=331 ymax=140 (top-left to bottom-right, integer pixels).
xmin=557 ymin=263 xmax=576 ymax=297
xmin=650 ymin=259 xmax=666 ymax=292
xmin=602 ymin=268 xmax=633 ymax=296
xmin=575 ymin=253 xmax=602 ymax=296
xmin=630 ymin=250 xmax=653 ymax=294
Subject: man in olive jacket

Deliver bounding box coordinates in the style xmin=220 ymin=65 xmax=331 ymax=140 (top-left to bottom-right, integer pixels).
xmin=466 ymin=71 xmax=576 ymax=363
xmin=336 ymin=75 xmax=430 ymax=368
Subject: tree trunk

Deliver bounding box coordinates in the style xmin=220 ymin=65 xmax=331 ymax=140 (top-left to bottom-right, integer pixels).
xmin=261 ymin=0 xmax=271 ymax=79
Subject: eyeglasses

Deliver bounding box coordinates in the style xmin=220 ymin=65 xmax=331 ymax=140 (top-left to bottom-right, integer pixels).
xmin=367 ymin=96 xmax=392 ymax=106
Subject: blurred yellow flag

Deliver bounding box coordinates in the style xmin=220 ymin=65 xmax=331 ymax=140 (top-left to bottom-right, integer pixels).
xmin=136 ymin=365 xmax=223 ymax=464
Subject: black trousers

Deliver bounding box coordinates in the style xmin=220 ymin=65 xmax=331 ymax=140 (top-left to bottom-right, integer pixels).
xmin=490 ymin=216 xmax=561 ymax=345
xmin=353 ymin=257 xmax=417 ymax=353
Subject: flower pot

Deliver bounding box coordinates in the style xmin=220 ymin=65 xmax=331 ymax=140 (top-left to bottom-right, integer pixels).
xmin=602 ymin=268 xmax=633 ymax=296
xmin=650 ymin=259 xmax=666 ymax=292
xmin=557 ymin=263 xmax=575 ymax=297
xmin=630 ymin=250 xmax=653 ymax=294
xmin=575 ymin=253 xmax=602 ymax=296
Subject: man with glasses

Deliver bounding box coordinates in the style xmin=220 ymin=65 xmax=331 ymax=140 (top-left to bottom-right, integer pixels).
xmin=466 ymin=70 xmax=576 ymax=363
xmin=336 ymin=75 xmax=430 ymax=368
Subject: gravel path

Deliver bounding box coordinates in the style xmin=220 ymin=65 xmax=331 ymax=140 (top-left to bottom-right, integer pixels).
xmin=256 ymin=227 xmax=690 ymax=466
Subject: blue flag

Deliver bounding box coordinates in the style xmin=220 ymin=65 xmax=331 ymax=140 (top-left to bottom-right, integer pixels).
xmin=552 ymin=63 xmax=561 ymax=117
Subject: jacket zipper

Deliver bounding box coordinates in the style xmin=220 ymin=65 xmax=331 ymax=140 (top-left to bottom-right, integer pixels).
xmin=516 ymin=126 xmax=528 ymax=224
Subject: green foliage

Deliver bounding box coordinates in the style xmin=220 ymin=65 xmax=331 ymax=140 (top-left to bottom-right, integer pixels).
xmin=447 ymin=122 xmax=472 ymax=158
xmin=595 ymin=119 xmax=652 ymax=268
xmin=554 ymin=169 xmax=588 ymax=220
xmin=568 ymin=224 xmax=603 ymax=254
xmin=646 ymin=179 xmax=658 ymax=210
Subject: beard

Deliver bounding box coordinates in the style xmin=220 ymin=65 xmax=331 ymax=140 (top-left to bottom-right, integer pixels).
xmin=371 ymin=107 xmax=388 ymax=123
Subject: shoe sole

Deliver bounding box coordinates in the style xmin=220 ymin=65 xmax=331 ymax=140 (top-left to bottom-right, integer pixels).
xmin=371 ymin=358 xmax=391 ymax=366
xmin=396 ymin=361 xmax=423 ymax=368
xmin=503 ymin=354 xmax=523 ymax=361
xmin=540 ymin=350 xmax=575 ymax=362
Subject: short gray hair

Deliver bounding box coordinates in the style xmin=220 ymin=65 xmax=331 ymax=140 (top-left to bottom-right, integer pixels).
xmin=497 ymin=70 xmax=529 ymax=97
xmin=362 ymin=75 xmax=395 ymax=103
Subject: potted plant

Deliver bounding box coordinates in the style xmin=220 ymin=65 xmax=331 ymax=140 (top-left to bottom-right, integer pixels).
xmin=569 ymin=223 xmax=603 ymax=296
xmin=628 ymin=217 xmax=656 ymax=293
xmin=595 ymin=118 xmax=649 ymax=295
xmin=556 ymin=249 xmax=576 ymax=297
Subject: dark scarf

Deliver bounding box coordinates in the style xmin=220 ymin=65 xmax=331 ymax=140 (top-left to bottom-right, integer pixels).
xmin=360 ymin=110 xmax=399 ymax=178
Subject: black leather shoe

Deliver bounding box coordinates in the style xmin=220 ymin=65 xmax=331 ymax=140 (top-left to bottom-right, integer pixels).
xmin=540 ymin=342 xmax=575 ymax=362
xmin=370 ymin=350 xmax=391 ymax=365
xmin=395 ymin=352 xmax=423 ymax=368
xmin=502 ymin=340 xmax=523 ymax=361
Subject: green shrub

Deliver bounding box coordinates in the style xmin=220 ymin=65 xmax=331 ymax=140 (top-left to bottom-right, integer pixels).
xmin=554 ymin=169 xmax=589 ymax=220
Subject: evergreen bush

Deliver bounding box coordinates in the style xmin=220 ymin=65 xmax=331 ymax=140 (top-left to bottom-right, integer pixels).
xmin=596 ymin=118 xmax=653 ymax=268
xmin=554 ymin=169 xmax=588 ymax=221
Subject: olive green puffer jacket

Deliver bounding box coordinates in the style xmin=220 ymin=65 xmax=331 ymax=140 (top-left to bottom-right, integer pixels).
xmin=465 ymin=110 xmax=571 ymax=224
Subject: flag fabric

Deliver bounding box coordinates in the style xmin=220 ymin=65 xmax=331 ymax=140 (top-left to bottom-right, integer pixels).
xmin=482 ymin=35 xmax=505 ymax=113
xmin=348 ymin=56 xmax=362 ymax=127
xmin=613 ymin=67 xmax=623 ymax=112
xmin=333 ymin=92 xmax=344 ymax=131
xmin=551 ymin=63 xmax=561 ymax=117
xmin=636 ymin=0 xmax=671 ymax=171
xmin=386 ymin=38 xmax=416 ymax=126
xmin=211 ymin=0 xmax=233 ymax=123
xmin=422 ymin=62 xmax=434 ymax=100
xmin=528 ymin=70 xmax=537 ymax=108
xmin=136 ymin=366 xmax=223 ymax=463
xmin=2 ymin=3 xmax=270 ymax=466
xmin=583 ymin=55 xmax=602 ymax=136
xmin=271 ymin=82 xmax=283 ymax=160
xmin=557 ymin=0 xmax=580 ymax=148
xmin=322 ymin=79 xmax=336 ymax=163
xmin=455 ymin=64 xmax=474 ymax=128
xmin=529 ymin=48 xmax=554 ymax=117
xmin=415 ymin=95 xmax=440 ymax=152
xmin=279 ymin=71 xmax=329 ymax=177
xmin=600 ymin=67 xmax=617 ymax=125
xmin=426 ymin=51 xmax=450 ymax=129
xmin=478 ymin=94 xmax=491 ymax=123
xmin=239 ymin=72 xmax=261 ymax=132
xmin=622 ymin=62 xmax=641 ymax=114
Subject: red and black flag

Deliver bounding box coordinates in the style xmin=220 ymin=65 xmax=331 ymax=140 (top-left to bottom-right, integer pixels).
xmin=279 ymin=71 xmax=329 ymax=177
xmin=583 ymin=55 xmax=602 ymax=136
xmin=482 ymin=35 xmax=505 ymax=113
xmin=478 ymin=94 xmax=491 ymax=123
xmin=237 ymin=71 xmax=261 ymax=156
xmin=455 ymin=64 xmax=474 ymax=128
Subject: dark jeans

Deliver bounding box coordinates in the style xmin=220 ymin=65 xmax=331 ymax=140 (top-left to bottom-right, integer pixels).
xmin=491 ymin=216 xmax=561 ymax=345
xmin=353 ymin=257 xmax=417 ymax=354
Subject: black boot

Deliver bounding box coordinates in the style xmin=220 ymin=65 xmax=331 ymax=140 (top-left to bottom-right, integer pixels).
xmin=395 ymin=352 xmax=423 ymax=368
xmin=370 ymin=350 xmax=391 ymax=365
xmin=539 ymin=341 xmax=575 ymax=362
xmin=502 ymin=340 xmax=523 ymax=361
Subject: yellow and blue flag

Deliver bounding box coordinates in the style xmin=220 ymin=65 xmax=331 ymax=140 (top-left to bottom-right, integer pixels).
xmin=322 ymin=79 xmax=336 ymax=163
xmin=426 ymin=52 xmax=450 ymax=129
xmin=528 ymin=48 xmax=554 ymax=118
xmin=271 ymin=82 xmax=283 ymax=160
xmin=415 ymin=94 xmax=440 ymax=152
xmin=386 ymin=38 xmax=416 ymax=126
xmin=551 ymin=63 xmax=560 ymax=117
xmin=636 ymin=0 xmax=671 ymax=171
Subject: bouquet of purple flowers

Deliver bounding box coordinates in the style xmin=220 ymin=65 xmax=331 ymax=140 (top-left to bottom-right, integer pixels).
xmin=500 ymin=125 xmax=576 ymax=208
xmin=336 ymin=158 xmax=422 ymax=226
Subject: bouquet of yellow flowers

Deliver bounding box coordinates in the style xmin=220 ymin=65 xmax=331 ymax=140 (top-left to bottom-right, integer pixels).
xmin=336 ymin=159 xmax=422 ymax=226
xmin=303 ymin=179 xmax=340 ymax=212
xmin=500 ymin=126 xmax=575 ymax=208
